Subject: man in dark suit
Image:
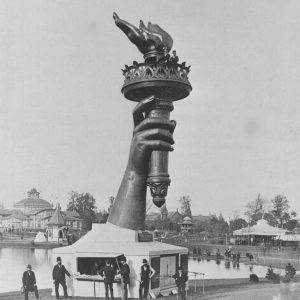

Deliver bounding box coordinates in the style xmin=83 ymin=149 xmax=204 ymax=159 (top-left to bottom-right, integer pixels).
xmin=139 ymin=258 xmax=155 ymax=300
xmin=172 ymin=267 xmax=188 ymax=300
xmin=99 ymin=260 xmax=116 ymax=300
xmin=52 ymin=256 xmax=71 ymax=299
xmin=22 ymin=264 xmax=40 ymax=300
xmin=119 ymin=257 xmax=130 ymax=300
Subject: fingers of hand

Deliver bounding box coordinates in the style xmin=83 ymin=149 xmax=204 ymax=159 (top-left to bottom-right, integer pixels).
xmin=138 ymin=128 xmax=174 ymax=145
xmin=139 ymin=140 xmax=174 ymax=152
xmin=132 ymin=96 xmax=155 ymax=127
xmin=134 ymin=118 xmax=176 ymax=135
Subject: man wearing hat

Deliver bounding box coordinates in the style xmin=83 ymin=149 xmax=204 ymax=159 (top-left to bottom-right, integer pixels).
xmin=22 ymin=264 xmax=40 ymax=300
xmin=139 ymin=259 xmax=155 ymax=300
xmin=119 ymin=257 xmax=130 ymax=300
xmin=172 ymin=267 xmax=188 ymax=300
xmin=99 ymin=260 xmax=116 ymax=300
xmin=52 ymin=256 xmax=71 ymax=299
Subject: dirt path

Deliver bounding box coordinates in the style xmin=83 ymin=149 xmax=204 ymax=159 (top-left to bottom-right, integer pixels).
xmin=1 ymin=280 xmax=299 ymax=299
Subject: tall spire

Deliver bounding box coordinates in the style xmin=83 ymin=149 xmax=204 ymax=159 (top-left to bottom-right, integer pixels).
xmin=48 ymin=203 xmax=64 ymax=225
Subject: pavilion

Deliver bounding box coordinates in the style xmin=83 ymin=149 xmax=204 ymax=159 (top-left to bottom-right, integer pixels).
xmin=179 ymin=216 xmax=194 ymax=234
xmin=233 ymin=219 xmax=291 ymax=246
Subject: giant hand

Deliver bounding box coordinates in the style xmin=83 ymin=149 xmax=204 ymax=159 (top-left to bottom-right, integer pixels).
xmin=107 ymin=96 xmax=176 ymax=230
xmin=128 ymin=96 xmax=176 ymax=174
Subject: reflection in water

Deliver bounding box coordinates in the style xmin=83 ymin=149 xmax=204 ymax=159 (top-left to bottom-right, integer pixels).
xmin=225 ymin=260 xmax=231 ymax=269
xmin=189 ymin=257 xmax=284 ymax=280
xmin=0 ymin=247 xmax=53 ymax=293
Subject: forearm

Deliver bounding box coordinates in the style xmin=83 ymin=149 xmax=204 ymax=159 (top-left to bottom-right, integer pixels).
xmin=108 ymin=166 xmax=147 ymax=230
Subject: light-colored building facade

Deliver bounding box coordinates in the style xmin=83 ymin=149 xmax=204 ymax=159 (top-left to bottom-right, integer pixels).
xmin=0 ymin=189 xmax=82 ymax=232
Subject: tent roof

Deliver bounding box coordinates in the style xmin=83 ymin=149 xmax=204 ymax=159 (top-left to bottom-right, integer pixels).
xmin=233 ymin=219 xmax=290 ymax=236
xmin=276 ymin=234 xmax=300 ymax=242
xmin=53 ymin=223 xmax=188 ymax=256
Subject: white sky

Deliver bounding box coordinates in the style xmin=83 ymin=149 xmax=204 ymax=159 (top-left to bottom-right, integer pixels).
xmin=1 ymin=0 xmax=300 ymax=219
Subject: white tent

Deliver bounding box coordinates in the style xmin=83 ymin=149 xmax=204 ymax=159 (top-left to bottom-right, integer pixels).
xmin=276 ymin=234 xmax=300 ymax=242
xmin=233 ymin=219 xmax=290 ymax=236
xmin=34 ymin=231 xmax=46 ymax=243
xmin=53 ymin=223 xmax=188 ymax=298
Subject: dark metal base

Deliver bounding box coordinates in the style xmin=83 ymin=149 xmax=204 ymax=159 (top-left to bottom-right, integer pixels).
xmin=122 ymin=79 xmax=191 ymax=102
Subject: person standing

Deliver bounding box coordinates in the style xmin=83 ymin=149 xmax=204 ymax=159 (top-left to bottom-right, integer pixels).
xmin=139 ymin=259 xmax=155 ymax=300
xmin=91 ymin=261 xmax=101 ymax=275
xmin=99 ymin=260 xmax=115 ymax=300
xmin=119 ymin=257 xmax=130 ymax=300
xmin=52 ymin=256 xmax=71 ymax=299
xmin=172 ymin=267 xmax=188 ymax=300
xmin=22 ymin=264 xmax=40 ymax=300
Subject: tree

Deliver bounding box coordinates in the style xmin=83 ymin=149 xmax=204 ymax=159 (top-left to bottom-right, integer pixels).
xmin=96 ymin=209 xmax=109 ymax=224
xmin=179 ymin=196 xmax=192 ymax=217
xmin=271 ymin=195 xmax=290 ymax=228
xmin=107 ymin=196 xmax=115 ymax=214
xmin=67 ymin=191 xmax=97 ymax=230
xmin=160 ymin=204 xmax=168 ymax=231
xmin=263 ymin=212 xmax=277 ymax=227
xmin=208 ymin=214 xmax=229 ymax=237
xmin=245 ymin=194 xmax=266 ymax=225
xmin=229 ymin=218 xmax=248 ymax=232
xmin=284 ymin=211 xmax=299 ymax=231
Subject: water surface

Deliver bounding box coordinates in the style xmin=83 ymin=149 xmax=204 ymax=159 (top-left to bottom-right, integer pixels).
xmin=0 ymin=248 xmax=284 ymax=293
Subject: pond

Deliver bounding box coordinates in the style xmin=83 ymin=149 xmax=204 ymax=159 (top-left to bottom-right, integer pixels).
xmin=0 ymin=247 xmax=283 ymax=293
xmin=188 ymin=257 xmax=283 ymax=279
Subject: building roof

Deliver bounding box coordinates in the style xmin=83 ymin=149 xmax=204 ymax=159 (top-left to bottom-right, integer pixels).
xmin=63 ymin=210 xmax=81 ymax=219
xmin=15 ymin=189 xmax=52 ymax=209
xmin=0 ymin=209 xmax=12 ymax=216
xmin=168 ymin=210 xmax=182 ymax=219
xmin=145 ymin=213 xmax=160 ymax=222
xmin=26 ymin=208 xmax=55 ymax=216
xmin=1 ymin=209 xmax=29 ymax=221
xmin=48 ymin=204 xmax=65 ymax=226
xmin=15 ymin=198 xmax=52 ymax=207
xmin=233 ymin=219 xmax=290 ymax=236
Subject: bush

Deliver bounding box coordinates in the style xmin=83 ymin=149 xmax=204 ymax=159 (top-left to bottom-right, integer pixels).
xmin=250 ymin=274 xmax=259 ymax=282
xmin=284 ymin=263 xmax=296 ymax=282
xmin=265 ymin=266 xmax=280 ymax=283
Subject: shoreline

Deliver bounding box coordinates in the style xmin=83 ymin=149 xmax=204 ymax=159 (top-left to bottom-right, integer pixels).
xmin=0 ymin=239 xmax=68 ymax=248
xmin=1 ymin=277 xmax=299 ymax=299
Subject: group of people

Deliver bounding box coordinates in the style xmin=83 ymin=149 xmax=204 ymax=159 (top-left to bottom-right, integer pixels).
xmin=92 ymin=257 xmax=155 ymax=300
xmin=22 ymin=256 xmax=71 ymax=300
xmin=224 ymin=248 xmax=241 ymax=263
xmin=22 ymin=256 xmax=188 ymax=300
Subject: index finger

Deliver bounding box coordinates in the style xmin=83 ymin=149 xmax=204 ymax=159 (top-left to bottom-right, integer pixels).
xmin=132 ymin=95 xmax=155 ymax=127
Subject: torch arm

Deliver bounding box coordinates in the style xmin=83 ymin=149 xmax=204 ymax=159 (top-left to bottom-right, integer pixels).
xmin=107 ymin=166 xmax=147 ymax=230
